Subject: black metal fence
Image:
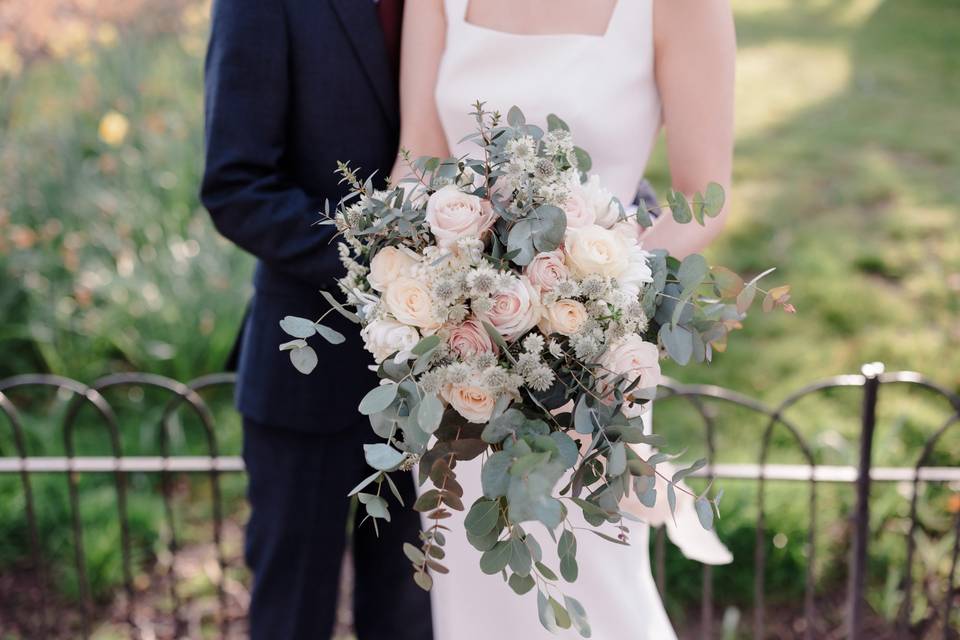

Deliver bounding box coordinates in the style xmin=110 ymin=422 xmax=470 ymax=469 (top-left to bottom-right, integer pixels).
xmin=0 ymin=363 xmax=958 ymax=639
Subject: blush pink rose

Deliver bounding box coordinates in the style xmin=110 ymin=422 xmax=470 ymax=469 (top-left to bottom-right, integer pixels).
xmin=447 ymin=319 xmax=497 ymax=359
xmin=480 ymin=275 xmax=542 ymax=342
xmin=562 ymin=185 xmax=597 ymax=229
xmin=524 ymin=250 xmax=569 ymax=293
xmin=425 ymin=184 xmax=497 ymax=249
xmin=599 ymin=335 xmax=661 ymax=397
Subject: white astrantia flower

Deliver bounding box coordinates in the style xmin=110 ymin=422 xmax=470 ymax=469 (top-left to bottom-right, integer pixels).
xmin=506 ymin=135 xmax=536 ymax=159
xmin=522 ymin=333 xmax=545 ymax=354
xmin=548 ymin=339 xmax=564 ymax=358
xmin=467 ymin=266 xmax=498 ymax=296
xmin=527 ymin=366 xmax=556 ymax=392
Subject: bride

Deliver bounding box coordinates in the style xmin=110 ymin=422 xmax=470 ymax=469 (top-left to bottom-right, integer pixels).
xmin=391 ymin=0 xmax=736 ymax=637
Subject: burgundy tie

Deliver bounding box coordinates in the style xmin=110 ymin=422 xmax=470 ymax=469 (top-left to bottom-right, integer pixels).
xmin=377 ymin=0 xmax=404 ymax=77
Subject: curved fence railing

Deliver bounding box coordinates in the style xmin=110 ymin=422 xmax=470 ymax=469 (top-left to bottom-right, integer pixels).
xmin=0 ymin=363 xmax=957 ymax=639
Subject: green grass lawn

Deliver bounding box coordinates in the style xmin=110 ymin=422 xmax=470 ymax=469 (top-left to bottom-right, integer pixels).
xmin=0 ymin=0 xmax=958 ymax=635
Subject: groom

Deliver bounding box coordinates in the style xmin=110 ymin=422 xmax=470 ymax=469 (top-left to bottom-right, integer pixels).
xmin=201 ymin=0 xmax=432 ymax=638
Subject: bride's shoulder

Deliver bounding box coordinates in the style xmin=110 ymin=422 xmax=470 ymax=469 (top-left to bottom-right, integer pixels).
xmin=653 ymin=0 xmax=734 ymax=51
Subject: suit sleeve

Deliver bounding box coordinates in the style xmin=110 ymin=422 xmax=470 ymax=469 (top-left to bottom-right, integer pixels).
xmin=200 ymin=0 xmax=340 ymax=289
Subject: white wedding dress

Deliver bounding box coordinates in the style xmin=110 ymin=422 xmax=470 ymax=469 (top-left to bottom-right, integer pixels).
xmin=427 ymin=1 xmax=732 ymax=638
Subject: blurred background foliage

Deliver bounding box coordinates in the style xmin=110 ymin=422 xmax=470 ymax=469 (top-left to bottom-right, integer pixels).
xmin=0 ymin=0 xmax=958 ymax=637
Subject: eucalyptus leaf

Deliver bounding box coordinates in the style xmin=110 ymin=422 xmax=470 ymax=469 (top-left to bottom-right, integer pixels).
xmin=279 ymin=315 xmax=316 ymax=338
xmin=509 ymin=572 xmax=536 ymax=595
xmin=314 ymin=323 xmax=346 ymax=345
xmin=695 ymin=496 xmax=715 ymax=530
xmin=564 ymin=595 xmax=591 ymax=637
xmin=672 ymin=458 xmax=707 ymax=483
xmin=573 ymin=396 xmax=595 ymax=435
xmin=363 ymin=443 xmax=406 ymax=471
xmin=667 ymin=483 xmax=677 ymax=525
xmin=289 ymin=345 xmax=318 ymax=374
xmin=412 ymin=334 xmax=441 ymax=356
xmin=703 ymin=182 xmax=725 ymax=217
xmin=537 ymin=591 xmax=559 ymax=633
xmin=550 ymin=432 xmax=579 ymax=468
xmin=464 ymin=499 xmax=500 ymax=537
xmin=507 ymin=222 xmax=536 ymax=267
xmin=480 ymin=540 xmax=511 ymax=575
xmin=413 ymin=571 xmax=433 ymax=591
xmin=659 ymin=324 xmax=693 ymax=365
xmin=481 ymin=451 xmax=513 ymax=499
xmin=560 ymin=553 xmax=579 ymax=583
xmin=358 ymin=383 xmax=398 ymax=415
xmin=508 ymin=536 xmax=533 ymax=577
xmin=278 ymin=338 xmax=306 ymax=352
xmin=403 ymin=542 xmax=425 ymax=564
xmin=417 ymin=393 xmax=444 ymax=434
xmin=507 ymin=105 xmax=526 ymax=127
xmin=678 ymin=254 xmax=708 ymax=291
xmin=359 ymin=493 xmax=390 ymax=521
xmin=320 ymin=289 xmax=361 ymax=323
xmin=666 ymin=189 xmax=692 ymax=224
xmin=546 ymin=113 xmax=570 ymax=132
xmin=529 ymin=205 xmax=566 ymax=252
xmin=573 ymin=146 xmax=592 ymax=172
xmin=549 ymin=597 xmax=572 ymax=630
xmin=348 ymin=470 xmax=381 ymax=497
xmin=607 ymin=442 xmax=627 ymax=477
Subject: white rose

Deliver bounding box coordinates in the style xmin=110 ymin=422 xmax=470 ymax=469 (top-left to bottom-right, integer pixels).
xmin=425 ymin=184 xmax=497 ymax=249
xmin=599 ymin=335 xmax=661 ymax=397
xmin=480 ymin=275 xmax=542 ymax=342
xmin=563 ymin=224 xmax=630 ymax=280
xmin=367 ymin=246 xmax=420 ymax=292
xmin=539 ymin=299 xmax=589 ymax=337
xmin=383 ymin=276 xmax=441 ymax=330
xmin=581 ymin=174 xmax=621 ymax=228
xmin=361 ymin=318 xmax=420 ymax=363
xmin=441 ymin=382 xmax=498 ymax=424
xmin=614 ymin=228 xmax=654 ymax=299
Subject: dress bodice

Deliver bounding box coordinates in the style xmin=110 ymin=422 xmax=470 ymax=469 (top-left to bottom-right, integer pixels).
xmin=435 ymin=0 xmax=662 ymax=204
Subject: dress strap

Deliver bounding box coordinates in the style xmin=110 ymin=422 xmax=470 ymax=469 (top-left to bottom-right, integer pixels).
xmin=605 ymin=0 xmax=654 ymax=40
xmin=443 ymin=0 xmax=470 ymax=30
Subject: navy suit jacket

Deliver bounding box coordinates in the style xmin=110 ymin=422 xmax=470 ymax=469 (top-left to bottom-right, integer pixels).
xmin=201 ymin=0 xmax=396 ymax=433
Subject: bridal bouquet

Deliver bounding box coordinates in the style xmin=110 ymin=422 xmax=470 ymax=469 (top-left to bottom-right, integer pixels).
xmin=280 ymin=104 xmax=791 ymax=635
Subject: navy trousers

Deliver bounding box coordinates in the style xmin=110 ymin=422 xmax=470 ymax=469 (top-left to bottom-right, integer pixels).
xmin=242 ymin=418 xmax=433 ymax=640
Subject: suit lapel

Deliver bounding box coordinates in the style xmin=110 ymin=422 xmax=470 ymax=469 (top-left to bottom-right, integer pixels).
xmin=329 ymin=0 xmax=399 ymax=127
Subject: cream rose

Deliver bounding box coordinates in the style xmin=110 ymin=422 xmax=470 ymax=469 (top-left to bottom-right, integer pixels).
xmin=360 ymin=318 xmax=420 ymax=363
xmin=563 ymin=224 xmax=630 ymax=279
xmin=367 ymin=246 xmax=420 ymax=292
xmin=599 ymin=335 xmax=661 ymax=396
xmin=447 ymin=319 xmax=497 ymax=358
xmin=425 ymin=184 xmax=497 ymax=249
xmin=539 ymin=299 xmax=589 ymax=337
xmin=441 ymin=382 xmax=497 ymax=423
xmin=383 ymin=276 xmax=441 ymax=329
xmin=481 ymin=275 xmax=542 ymax=341
xmin=524 ymin=250 xmax=569 ymax=293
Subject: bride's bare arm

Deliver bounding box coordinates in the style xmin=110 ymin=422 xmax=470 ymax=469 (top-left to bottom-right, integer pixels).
xmin=390 ymin=0 xmax=451 ymax=184
xmin=644 ymin=0 xmax=736 ymax=258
